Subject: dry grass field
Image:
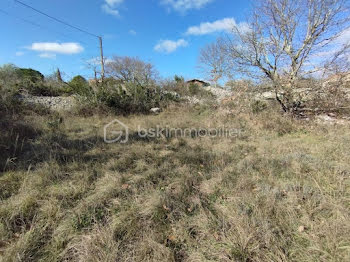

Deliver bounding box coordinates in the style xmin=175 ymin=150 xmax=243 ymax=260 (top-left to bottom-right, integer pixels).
xmin=2 ymin=0 xmax=350 ymax=260
xmin=0 ymin=102 xmax=349 ymax=261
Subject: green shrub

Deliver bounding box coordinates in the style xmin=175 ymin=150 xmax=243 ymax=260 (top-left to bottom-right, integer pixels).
xmin=16 ymin=68 xmax=44 ymax=83
xmin=174 ymin=75 xmax=184 ymax=83
xmin=98 ymin=83 xmax=162 ymax=113
xmin=0 ymin=64 xmax=44 ymax=89
xmin=25 ymin=82 xmax=63 ymax=97
xmin=76 ymin=80 xmax=177 ymax=114
xmin=69 ymin=75 xmax=89 ymax=95
xmin=0 ymin=64 xmax=70 ymax=97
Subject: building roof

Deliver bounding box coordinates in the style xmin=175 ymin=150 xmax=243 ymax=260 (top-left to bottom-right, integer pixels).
xmin=186 ymin=79 xmax=209 ymax=85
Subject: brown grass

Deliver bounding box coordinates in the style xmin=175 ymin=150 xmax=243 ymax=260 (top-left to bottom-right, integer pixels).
xmin=0 ymin=102 xmax=349 ymax=261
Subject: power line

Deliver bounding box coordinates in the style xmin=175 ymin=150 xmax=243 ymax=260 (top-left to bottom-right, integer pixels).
xmin=14 ymin=0 xmax=100 ymax=38
xmin=12 ymin=0 xmax=105 ymax=80
xmin=0 ymin=8 xmax=89 ymax=45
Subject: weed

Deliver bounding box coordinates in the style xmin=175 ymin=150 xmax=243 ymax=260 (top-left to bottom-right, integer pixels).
xmin=0 ymin=102 xmax=349 ymax=261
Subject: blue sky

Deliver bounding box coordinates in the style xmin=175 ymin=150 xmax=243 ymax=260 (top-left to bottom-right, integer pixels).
xmin=0 ymin=0 xmax=251 ymax=80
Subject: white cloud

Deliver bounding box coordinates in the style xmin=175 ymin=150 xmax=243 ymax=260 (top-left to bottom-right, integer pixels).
xmin=129 ymin=30 xmax=137 ymax=35
xmin=102 ymin=0 xmax=124 ymax=17
xmin=161 ymin=0 xmax=214 ymax=12
xmin=154 ymin=39 xmax=188 ymax=53
xmin=102 ymin=4 xmax=120 ymax=16
xmin=87 ymin=57 xmax=113 ymax=65
xmin=309 ymin=27 xmax=350 ymax=65
xmin=186 ymin=17 xmax=249 ymax=35
xmin=15 ymin=51 xmax=25 ymax=56
xmin=28 ymin=42 xmax=84 ymax=55
xmin=39 ymin=53 xmax=57 ymax=59
xmin=335 ymin=27 xmax=350 ymax=45
xmin=105 ymin=0 xmax=124 ymax=6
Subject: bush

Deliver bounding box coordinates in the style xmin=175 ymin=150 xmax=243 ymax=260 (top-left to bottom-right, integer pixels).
xmin=75 ymin=79 xmax=178 ymax=114
xmin=174 ymin=75 xmax=184 ymax=83
xmin=69 ymin=75 xmax=89 ymax=95
xmin=302 ymin=84 xmax=350 ymax=115
xmin=251 ymin=100 xmax=268 ymax=114
xmin=0 ymin=64 xmax=44 ymax=87
xmin=188 ymin=83 xmax=200 ymax=95
xmin=16 ymin=68 xmax=44 ymax=83
xmin=162 ymin=78 xmax=188 ymax=96
xmin=0 ymin=85 xmax=19 ymax=114
xmin=0 ymin=64 xmax=19 ymax=89
xmin=0 ymin=64 xmax=72 ymax=97
xmin=25 ymin=82 xmax=64 ymax=97
xmin=99 ymin=84 xmax=162 ymax=113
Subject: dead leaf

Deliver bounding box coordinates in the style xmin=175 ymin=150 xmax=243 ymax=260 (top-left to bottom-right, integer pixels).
xmin=298 ymin=226 xmax=305 ymax=233
xmin=168 ymin=235 xmax=176 ymax=242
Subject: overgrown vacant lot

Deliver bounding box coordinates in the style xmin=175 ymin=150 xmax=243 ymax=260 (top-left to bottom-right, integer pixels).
xmin=0 ymin=105 xmax=350 ymax=261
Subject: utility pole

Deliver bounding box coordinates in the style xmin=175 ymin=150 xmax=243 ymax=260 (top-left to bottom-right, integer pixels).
xmin=99 ymin=36 xmax=105 ymax=82
xmin=14 ymin=1 xmax=106 ymax=83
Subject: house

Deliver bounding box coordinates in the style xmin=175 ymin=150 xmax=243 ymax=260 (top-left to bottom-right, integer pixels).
xmin=186 ymin=79 xmax=210 ymax=88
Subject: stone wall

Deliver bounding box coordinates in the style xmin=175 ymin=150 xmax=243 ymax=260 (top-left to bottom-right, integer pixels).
xmin=16 ymin=94 xmax=76 ymax=111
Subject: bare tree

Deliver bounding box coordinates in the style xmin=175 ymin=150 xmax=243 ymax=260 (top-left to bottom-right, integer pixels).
xmin=85 ymin=57 xmax=110 ymax=82
xmin=323 ymin=43 xmax=350 ymax=79
xmin=198 ymin=42 xmax=229 ymax=88
xmin=106 ymin=56 xmax=158 ymax=87
xmin=218 ymin=0 xmax=350 ymax=112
